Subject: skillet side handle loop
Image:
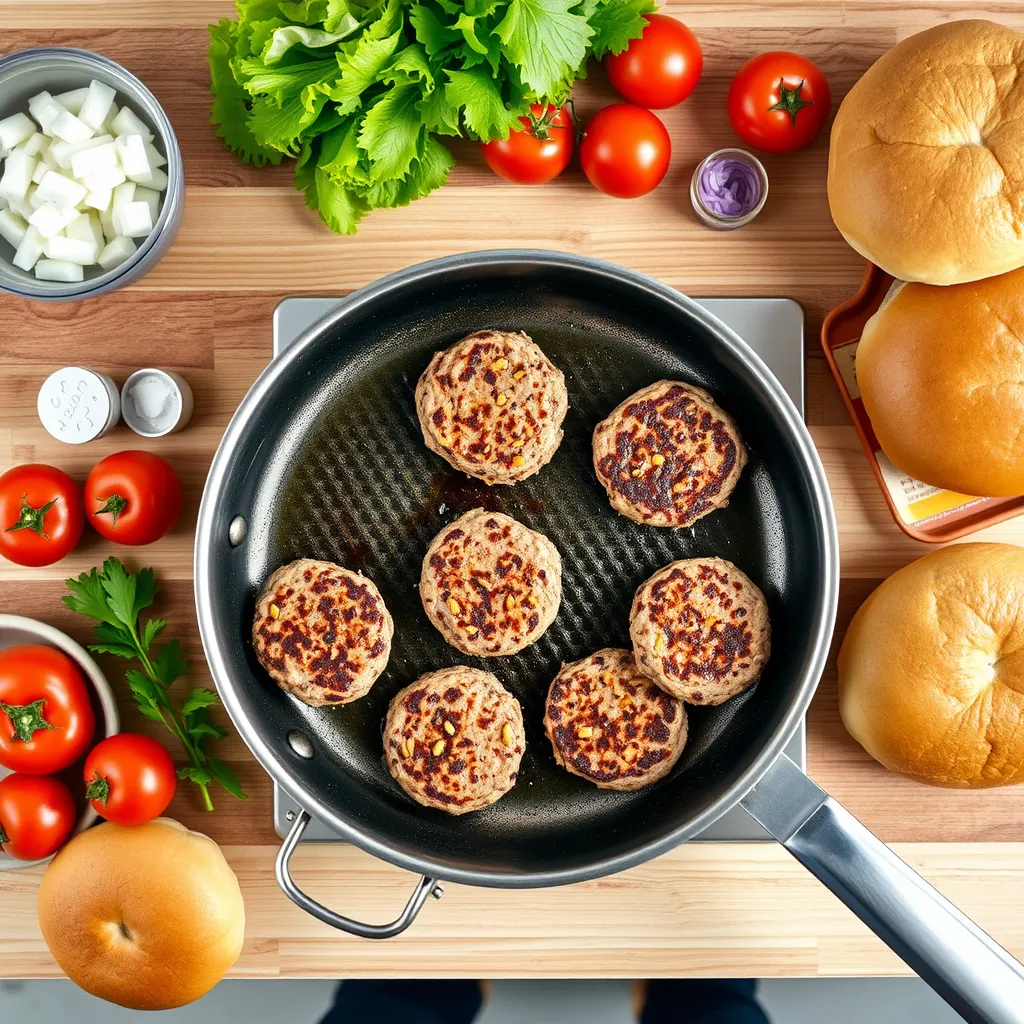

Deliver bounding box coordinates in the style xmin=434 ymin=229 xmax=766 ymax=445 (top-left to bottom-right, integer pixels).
xmin=275 ymin=810 xmax=444 ymax=939
xmin=741 ymin=754 xmax=1024 ymax=1024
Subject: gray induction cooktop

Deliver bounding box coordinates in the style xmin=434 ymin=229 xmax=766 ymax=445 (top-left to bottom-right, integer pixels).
xmin=271 ymin=294 xmax=806 ymax=843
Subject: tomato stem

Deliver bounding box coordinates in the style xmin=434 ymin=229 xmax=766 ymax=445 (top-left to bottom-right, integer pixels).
xmin=0 ymin=822 xmax=7 ymax=845
xmin=94 ymin=493 xmax=128 ymax=526
xmin=0 ymin=699 xmax=56 ymax=742
xmin=85 ymin=774 xmax=110 ymax=805
xmin=525 ymin=104 xmax=565 ymax=142
xmin=768 ymin=79 xmax=813 ymax=125
xmin=4 ymin=494 xmax=57 ymax=538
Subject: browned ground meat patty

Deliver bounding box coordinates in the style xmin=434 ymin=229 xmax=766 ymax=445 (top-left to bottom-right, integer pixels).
xmin=630 ymin=557 xmax=770 ymax=705
xmin=420 ymin=508 xmax=562 ymax=657
xmin=252 ymin=559 xmax=393 ymax=707
xmin=383 ymin=667 xmax=525 ymax=814
xmin=592 ymin=380 xmax=748 ymax=527
xmin=544 ymin=648 xmax=687 ymax=791
xmin=415 ymin=329 xmax=568 ymax=485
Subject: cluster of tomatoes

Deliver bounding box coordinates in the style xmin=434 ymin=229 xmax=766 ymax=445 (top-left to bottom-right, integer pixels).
xmin=0 ymin=450 xmax=181 ymax=567
xmin=481 ymin=16 xmax=830 ymax=198
xmin=0 ymin=644 xmax=176 ymax=860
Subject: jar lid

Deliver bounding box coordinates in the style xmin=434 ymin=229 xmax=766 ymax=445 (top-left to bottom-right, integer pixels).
xmin=37 ymin=367 xmax=120 ymax=444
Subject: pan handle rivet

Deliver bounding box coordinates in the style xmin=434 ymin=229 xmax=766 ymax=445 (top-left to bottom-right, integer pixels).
xmin=287 ymin=730 xmax=314 ymax=759
xmin=228 ymin=515 xmax=247 ymax=547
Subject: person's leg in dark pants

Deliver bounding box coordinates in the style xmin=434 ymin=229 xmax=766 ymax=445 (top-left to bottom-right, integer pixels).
xmin=319 ymin=980 xmax=484 ymax=1024
xmin=641 ymin=979 xmax=770 ymax=1024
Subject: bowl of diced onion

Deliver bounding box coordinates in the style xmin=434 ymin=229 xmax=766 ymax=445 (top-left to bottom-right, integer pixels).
xmin=0 ymin=48 xmax=183 ymax=300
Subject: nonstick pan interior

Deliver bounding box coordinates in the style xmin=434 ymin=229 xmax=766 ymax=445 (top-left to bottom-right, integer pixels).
xmin=198 ymin=253 xmax=834 ymax=886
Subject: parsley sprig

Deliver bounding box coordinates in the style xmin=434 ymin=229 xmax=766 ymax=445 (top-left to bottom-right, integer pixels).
xmin=63 ymin=558 xmax=246 ymax=811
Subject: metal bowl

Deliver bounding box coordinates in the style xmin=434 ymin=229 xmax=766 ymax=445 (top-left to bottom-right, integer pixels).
xmin=0 ymin=47 xmax=184 ymax=301
xmin=0 ymin=615 xmax=120 ymax=870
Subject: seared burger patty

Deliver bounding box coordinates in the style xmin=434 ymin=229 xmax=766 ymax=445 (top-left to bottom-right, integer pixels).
xmin=383 ymin=666 xmax=525 ymax=814
xmin=420 ymin=508 xmax=562 ymax=657
xmin=252 ymin=558 xmax=392 ymax=707
xmin=593 ymin=380 xmax=747 ymax=527
xmin=630 ymin=557 xmax=770 ymax=705
xmin=415 ymin=329 xmax=568 ymax=485
xmin=544 ymin=648 xmax=687 ymax=791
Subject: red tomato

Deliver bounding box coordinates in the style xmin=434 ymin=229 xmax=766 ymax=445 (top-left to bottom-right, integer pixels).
xmin=727 ymin=51 xmax=831 ymax=154
xmin=0 ymin=773 xmax=76 ymax=861
xmin=0 ymin=464 xmax=84 ymax=567
xmin=0 ymin=645 xmax=95 ymax=775
xmin=580 ymin=104 xmax=671 ymax=199
xmin=84 ymin=733 xmax=177 ymax=826
xmin=85 ymin=451 xmax=182 ymax=546
xmin=605 ymin=14 xmax=703 ymax=109
xmin=482 ymin=104 xmax=575 ymax=184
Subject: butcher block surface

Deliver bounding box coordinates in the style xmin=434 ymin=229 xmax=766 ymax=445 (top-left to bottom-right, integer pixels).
xmin=1 ymin=0 xmax=1023 ymax=979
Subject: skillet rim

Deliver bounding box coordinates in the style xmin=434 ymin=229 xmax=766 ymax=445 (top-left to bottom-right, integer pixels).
xmin=194 ymin=249 xmax=840 ymax=888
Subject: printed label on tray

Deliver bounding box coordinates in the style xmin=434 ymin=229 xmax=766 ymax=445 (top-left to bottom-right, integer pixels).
xmin=875 ymin=453 xmax=981 ymax=525
xmin=832 ymin=339 xmax=860 ymax=399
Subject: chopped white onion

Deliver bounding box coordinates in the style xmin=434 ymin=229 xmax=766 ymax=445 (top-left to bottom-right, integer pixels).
xmin=0 ymin=112 xmax=36 ymax=154
xmin=12 ymin=224 xmax=45 ymax=270
xmin=97 ymin=234 xmax=136 ymax=270
xmin=0 ymin=208 xmax=28 ymax=248
xmin=35 ymin=258 xmax=84 ymax=282
xmin=0 ymin=149 xmax=37 ymax=203
xmin=28 ymin=202 xmax=78 ymax=238
xmin=36 ymin=170 xmax=88 ymax=209
xmin=1 ymin=79 xmax=168 ymax=278
xmin=79 ymin=81 xmax=116 ymax=132
xmin=54 ymin=88 xmax=89 ymax=115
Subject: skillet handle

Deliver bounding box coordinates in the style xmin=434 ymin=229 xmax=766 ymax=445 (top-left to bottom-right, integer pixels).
xmin=275 ymin=809 xmax=444 ymax=939
xmin=740 ymin=754 xmax=1024 ymax=1024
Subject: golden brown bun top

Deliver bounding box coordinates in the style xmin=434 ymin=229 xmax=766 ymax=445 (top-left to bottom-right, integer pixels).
xmin=828 ymin=20 xmax=1024 ymax=285
xmin=838 ymin=543 xmax=1024 ymax=788
xmin=37 ymin=818 xmax=245 ymax=1011
xmin=856 ymin=267 xmax=1024 ymax=497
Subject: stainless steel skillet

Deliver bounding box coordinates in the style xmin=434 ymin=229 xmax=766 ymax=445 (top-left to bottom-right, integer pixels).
xmin=195 ymin=251 xmax=1024 ymax=1023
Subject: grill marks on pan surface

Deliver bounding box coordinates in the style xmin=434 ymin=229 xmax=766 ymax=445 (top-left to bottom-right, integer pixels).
xmin=269 ymin=315 xmax=778 ymax=828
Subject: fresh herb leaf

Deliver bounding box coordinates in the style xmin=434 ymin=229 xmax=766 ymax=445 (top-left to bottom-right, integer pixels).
xmin=141 ymin=616 xmax=167 ymax=652
xmin=179 ymin=766 xmax=213 ymax=787
xmin=329 ymin=30 xmax=403 ymax=115
xmin=445 ymin=66 xmax=524 ymax=141
xmin=153 ymin=640 xmax=189 ymax=688
xmin=209 ymin=18 xmax=284 ymax=167
xmin=358 ymin=84 xmax=425 ymax=179
xmin=64 ymin=560 xmax=244 ymax=811
xmin=181 ymin=688 xmax=222 ymax=717
xmin=210 ymin=0 xmax=642 ymax=232
xmin=209 ymin=758 xmax=248 ymax=800
xmin=494 ymin=0 xmax=593 ymax=99
xmin=587 ymin=0 xmax=653 ymax=57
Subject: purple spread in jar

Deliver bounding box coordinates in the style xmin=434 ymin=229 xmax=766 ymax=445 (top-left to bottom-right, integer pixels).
xmin=697 ymin=154 xmax=763 ymax=218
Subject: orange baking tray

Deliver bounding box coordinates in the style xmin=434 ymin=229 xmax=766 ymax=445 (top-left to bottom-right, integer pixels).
xmin=821 ymin=262 xmax=1024 ymax=543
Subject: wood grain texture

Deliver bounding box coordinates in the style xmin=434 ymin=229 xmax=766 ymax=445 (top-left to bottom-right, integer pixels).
xmin=2 ymin=1 xmax=1024 ymax=979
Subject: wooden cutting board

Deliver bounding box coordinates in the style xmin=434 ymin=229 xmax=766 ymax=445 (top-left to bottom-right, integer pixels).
xmin=0 ymin=0 xmax=1023 ymax=979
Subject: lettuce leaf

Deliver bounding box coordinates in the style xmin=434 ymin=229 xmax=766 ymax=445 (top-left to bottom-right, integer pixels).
xmin=209 ymin=0 xmax=650 ymax=231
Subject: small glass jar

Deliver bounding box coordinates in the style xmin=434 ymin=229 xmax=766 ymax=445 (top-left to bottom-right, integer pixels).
xmin=690 ymin=147 xmax=769 ymax=230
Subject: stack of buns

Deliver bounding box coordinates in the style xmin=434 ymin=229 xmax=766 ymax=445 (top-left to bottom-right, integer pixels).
xmin=831 ymin=22 xmax=1024 ymax=789
xmin=828 ymin=20 xmax=1024 ymax=498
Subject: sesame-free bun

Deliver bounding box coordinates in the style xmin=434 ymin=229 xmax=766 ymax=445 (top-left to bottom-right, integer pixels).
xmin=855 ymin=269 xmax=1024 ymax=496
xmin=838 ymin=543 xmax=1024 ymax=788
xmin=828 ymin=21 xmax=1024 ymax=285
xmin=38 ymin=818 xmax=245 ymax=1010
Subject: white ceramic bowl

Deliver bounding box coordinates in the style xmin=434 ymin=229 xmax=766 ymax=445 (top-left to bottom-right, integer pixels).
xmin=0 ymin=615 xmax=120 ymax=871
